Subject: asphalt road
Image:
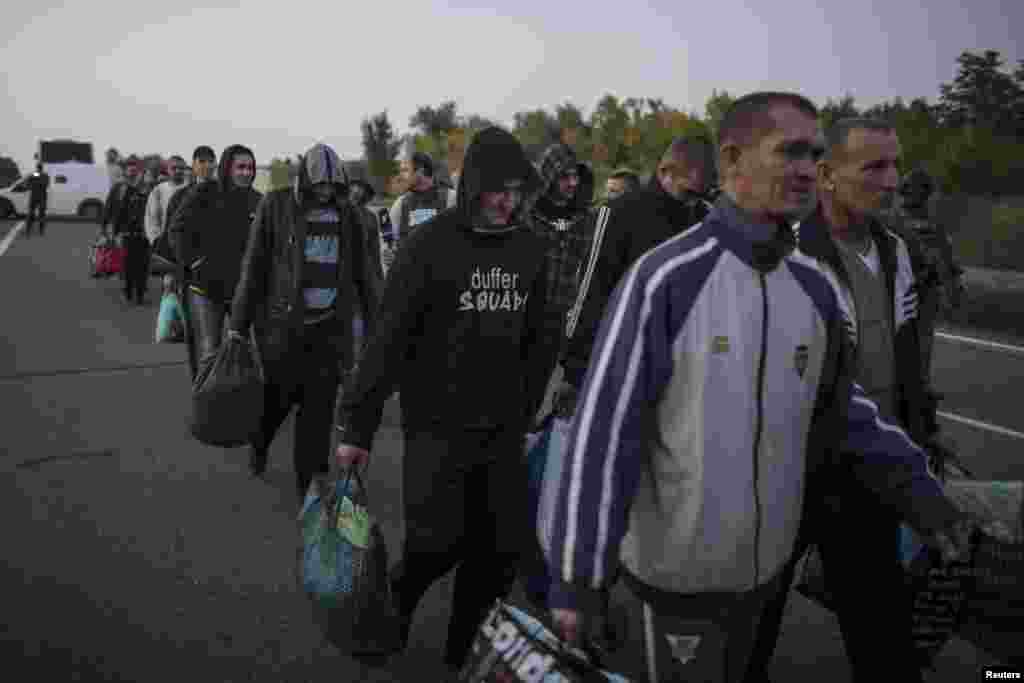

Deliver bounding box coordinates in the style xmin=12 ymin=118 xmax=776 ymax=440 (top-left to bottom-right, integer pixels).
xmin=0 ymin=219 xmax=1019 ymax=682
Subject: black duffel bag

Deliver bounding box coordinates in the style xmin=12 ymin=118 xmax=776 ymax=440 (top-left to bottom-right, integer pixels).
xmin=189 ymin=330 xmax=265 ymax=448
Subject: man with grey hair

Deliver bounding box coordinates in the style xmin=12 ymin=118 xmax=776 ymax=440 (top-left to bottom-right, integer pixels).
xmin=751 ymin=117 xmax=945 ymax=682
xmin=543 ymin=93 xmax=972 ymax=683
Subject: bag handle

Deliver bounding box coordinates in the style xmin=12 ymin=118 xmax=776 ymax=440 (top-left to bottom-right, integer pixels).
xmin=325 ymin=463 xmax=370 ymax=528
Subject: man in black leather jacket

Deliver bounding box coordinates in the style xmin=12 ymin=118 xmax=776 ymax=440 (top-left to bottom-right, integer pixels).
xmin=230 ymin=143 xmax=380 ymax=498
xmin=170 ymin=144 xmax=262 ymax=379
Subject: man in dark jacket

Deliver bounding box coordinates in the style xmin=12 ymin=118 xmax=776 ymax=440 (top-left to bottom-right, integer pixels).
xmin=103 ymin=159 xmax=152 ymax=304
xmin=25 ymin=163 xmax=50 ymax=237
xmin=171 ymin=144 xmax=261 ymax=379
xmin=559 ymin=136 xmax=715 ymax=412
xmin=334 ymin=127 xmax=554 ymax=675
xmin=230 ymin=143 xmax=380 ymax=498
xmin=888 ymin=167 xmax=964 ymax=402
xmin=164 ymin=146 xmax=218 ymax=235
xmin=523 ymin=143 xmax=598 ymax=426
xmin=750 ymin=118 xmax=944 ymax=683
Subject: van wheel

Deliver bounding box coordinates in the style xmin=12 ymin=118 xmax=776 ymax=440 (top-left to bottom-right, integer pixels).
xmin=78 ymin=201 xmax=103 ymax=221
xmin=0 ymin=198 xmax=14 ymax=219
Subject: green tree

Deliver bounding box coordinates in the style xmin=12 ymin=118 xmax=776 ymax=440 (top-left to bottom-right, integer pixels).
xmin=938 ymin=50 xmax=1024 ymax=136
xmin=819 ymin=93 xmax=860 ymax=130
xmin=409 ymin=101 xmax=460 ymax=148
xmin=513 ymin=108 xmax=561 ymax=162
xmin=268 ymin=158 xmax=292 ymax=190
xmin=360 ymin=110 xmax=402 ymax=187
xmin=589 ymin=94 xmax=630 ymax=169
xmin=704 ymin=89 xmax=735 ymax=142
xmin=554 ymin=101 xmax=591 ymax=156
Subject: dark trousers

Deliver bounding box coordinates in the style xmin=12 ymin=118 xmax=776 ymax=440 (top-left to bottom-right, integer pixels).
xmin=390 ymin=426 xmax=528 ymax=671
xmin=638 ymin=569 xmax=787 ymax=683
xmin=186 ymin=290 xmax=228 ymax=373
xmin=251 ymin=320 xmax=342 ymax=499
xmin=819 ymin=484 xmax=922 ymax=682
xmin=26 ymin=200 xmax=47 ymax=235
xmin=746 ymin=481 xmax=922 ymax=683
xmin=121 ymin=234 xmax=150 ymax=301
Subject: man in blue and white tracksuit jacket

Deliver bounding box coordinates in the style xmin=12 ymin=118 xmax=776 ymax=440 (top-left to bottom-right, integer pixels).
xmin=542 ymin=193 xmax=965 ymax=680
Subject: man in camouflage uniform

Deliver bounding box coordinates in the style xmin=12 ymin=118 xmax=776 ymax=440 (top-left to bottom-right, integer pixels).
xmin=888 ymin=168 xmax=965 ymax=400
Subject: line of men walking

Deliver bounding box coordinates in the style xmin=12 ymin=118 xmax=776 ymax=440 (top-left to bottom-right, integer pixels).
xmin=90 ymin=97 xmax=971 ymax=681
xmin=330 ymin=92 xmax=974 ymax=682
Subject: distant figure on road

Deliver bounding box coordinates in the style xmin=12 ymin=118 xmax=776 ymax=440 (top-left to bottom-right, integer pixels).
xmin=334 ymin=127 xmax=553 ymax=676
xmin=231 ymin=143 xmax=379 ymax=496
xmin=25 ymin=163 xmax=50 ymax=237
xmin=103 ymin=159 xmax=151 ymax=305
xmin=171 ymin=145 xmax=261 ymax=379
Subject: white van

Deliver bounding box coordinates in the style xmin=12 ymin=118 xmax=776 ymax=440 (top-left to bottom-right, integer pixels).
xmin=0 ymin=162 xmax=111 ymax=221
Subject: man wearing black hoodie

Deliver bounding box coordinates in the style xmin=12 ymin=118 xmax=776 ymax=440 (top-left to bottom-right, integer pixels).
xmin=334 ymin=127 xmax=554 ymax=675
xmin=525 ymin=142 xmax=596 ymax=396
xmin=558 ymin=136 xmax=716 ymax=413
xmin=170 ymin=145 xmax=262 ymax=379
xmin=231 ymin=143 xmax=379 ymax=499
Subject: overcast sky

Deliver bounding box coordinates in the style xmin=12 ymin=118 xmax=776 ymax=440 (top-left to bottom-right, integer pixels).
xmin=1 ymin=0 xmax=1020 ymax=171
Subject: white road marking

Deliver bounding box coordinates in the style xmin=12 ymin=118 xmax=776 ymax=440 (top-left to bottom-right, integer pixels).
xmin=0 ymin=221 xmax=26 ymax=257
xmin=937 ymin=331 xmax=1024 ymax=355
xmin=937 ymin=411 xmax=1024 ymax=441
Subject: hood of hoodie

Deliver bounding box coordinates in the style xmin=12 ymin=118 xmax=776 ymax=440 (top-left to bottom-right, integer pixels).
xmin=456 ymin=127 xmax=540 ymax=229
xmin=534 ymin=143 xmax=594 ymax=213
xmin=294 ymin=143 xmax=349 ymax=204
xmin=217 ymin=144 xmax=256 ymax=193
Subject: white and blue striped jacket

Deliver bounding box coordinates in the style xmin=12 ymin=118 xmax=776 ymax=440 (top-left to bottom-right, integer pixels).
xmin=544 ymin=200 xmax=962 ymax=609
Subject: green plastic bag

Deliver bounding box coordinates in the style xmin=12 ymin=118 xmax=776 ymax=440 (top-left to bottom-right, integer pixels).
xmin=298 ymin=467 xmax=402 ymax=656
xmin=155 ymin=291 xmax=186 ymax=343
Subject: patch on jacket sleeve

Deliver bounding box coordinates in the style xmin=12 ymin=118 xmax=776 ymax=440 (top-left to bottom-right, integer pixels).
xmin=711 ymin=335 xmax=730 ymax=354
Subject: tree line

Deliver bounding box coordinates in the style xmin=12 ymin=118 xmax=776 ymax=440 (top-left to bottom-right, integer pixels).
xmin=358 ymin=49 xmax=1024 ymax=198
xmin=80 ymin=49 xmax=1021 ymax=200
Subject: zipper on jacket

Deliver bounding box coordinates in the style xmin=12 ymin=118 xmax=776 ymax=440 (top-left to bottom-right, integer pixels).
xmin=752 ymin=273 xmax=768 ymax=590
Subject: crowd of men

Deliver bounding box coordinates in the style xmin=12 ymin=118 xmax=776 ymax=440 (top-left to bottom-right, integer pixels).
xmin=90 ymin=90 xmax=971 ymax=682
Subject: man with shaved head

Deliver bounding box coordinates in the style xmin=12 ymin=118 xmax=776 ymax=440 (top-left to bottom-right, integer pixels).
xmin=558 ymin=135 xmax=716 ymax=413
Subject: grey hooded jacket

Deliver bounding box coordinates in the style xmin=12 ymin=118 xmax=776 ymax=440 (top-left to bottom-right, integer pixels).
xmin=230 ymin=143 xmax=380 ymax=370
